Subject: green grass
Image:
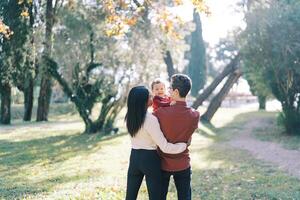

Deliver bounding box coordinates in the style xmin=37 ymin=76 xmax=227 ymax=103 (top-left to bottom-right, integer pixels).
xmin=1 ymin=107 xmax=300 ymax=199
xmin=10 ymin=103 xmax=78 ymax=122
xmin=250 ymin=112 xmax=300 ymax=150
xmin=193 ymin=110 xmax=300 ymax=199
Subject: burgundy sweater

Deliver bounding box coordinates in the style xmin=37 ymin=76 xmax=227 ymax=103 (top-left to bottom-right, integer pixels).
xmin=154 ymin=101 xmax=200 ymax=171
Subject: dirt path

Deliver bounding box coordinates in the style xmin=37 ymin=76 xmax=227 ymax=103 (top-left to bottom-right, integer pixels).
xmin=228 ymin=119 xmax=300 ymax=179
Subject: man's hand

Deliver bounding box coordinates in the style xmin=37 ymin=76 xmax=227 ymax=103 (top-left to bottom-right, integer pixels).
xmin=187 ymin=137 xmax=192 ymax=147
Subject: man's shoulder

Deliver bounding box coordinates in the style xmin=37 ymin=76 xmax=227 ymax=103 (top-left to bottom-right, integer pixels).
xmin=154 ymin=106 xmax=173 ymax=115
xmin=189 ymin=108 xmax=200 ymax=118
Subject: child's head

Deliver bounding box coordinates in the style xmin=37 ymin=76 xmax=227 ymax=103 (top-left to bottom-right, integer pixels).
xmin=151 ymin=79 xmax=167 ymax=97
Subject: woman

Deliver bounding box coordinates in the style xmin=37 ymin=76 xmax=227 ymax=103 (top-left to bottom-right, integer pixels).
xmin=125 ymin=86 xmax=187 ymax=200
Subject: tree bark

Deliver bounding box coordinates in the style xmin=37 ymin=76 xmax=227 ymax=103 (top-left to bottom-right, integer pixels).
xmin=0 ymin=83 xmax=11 ymax=124
xmin=201 ymin=69 xmax=242 ymax=122
xmin=258 ymin=95 xmax=266 ymax=110
xmin=36 ymin=0 xmax=54 ymax=121
xmin=192 ymin=54 xmax=240 ymax=109
xmin=164 ymin=50 xmax=176 ymax=80
xmin=23 ymin=77 xmax=34 ymax=121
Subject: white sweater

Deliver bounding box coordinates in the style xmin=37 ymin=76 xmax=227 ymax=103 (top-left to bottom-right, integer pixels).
xmin=130 ymin=112 xmax=187 ymax=154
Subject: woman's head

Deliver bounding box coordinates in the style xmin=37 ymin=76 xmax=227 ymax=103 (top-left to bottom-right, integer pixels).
xmin=125 ymin=86 xmax=151 ymax=137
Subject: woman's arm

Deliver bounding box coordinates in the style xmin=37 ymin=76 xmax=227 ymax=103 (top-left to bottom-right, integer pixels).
xmin=144 ymin=114 xmax=187 ymax=154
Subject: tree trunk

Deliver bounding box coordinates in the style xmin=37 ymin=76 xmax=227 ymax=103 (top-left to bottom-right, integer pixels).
xmin=192 ymin=54 xmax=240 ymax=109
xmin=258 ymin=95 xmax=266 ymax=110
xmin=82 ymin=112 xmax=98 ymax=134
xmin=164 ymin=50 xmax=176 ymax=80
xmin=23 ymin=77 xmax=34 ymax=121
xmin=36 ymin=0 xmax=54 ymax=121
xmin=201 ymin=69 xmax=242 ymax=122
xmin=0 ymin=83 xmax=11 ymax=124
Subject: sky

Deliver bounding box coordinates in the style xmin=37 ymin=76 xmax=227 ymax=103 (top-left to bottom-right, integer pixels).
xmin=174 ymin=0 xmax=251 ymax=94
xmin=176 ymin=0 xmax=246 ymax=46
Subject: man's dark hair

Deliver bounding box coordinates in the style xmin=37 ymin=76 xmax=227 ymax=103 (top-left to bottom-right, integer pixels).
xmin=171 ymin=74 xmax=192 ymax=98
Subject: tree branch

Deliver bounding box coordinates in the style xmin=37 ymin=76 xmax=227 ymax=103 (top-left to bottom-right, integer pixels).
xmin=192 ymin=54 xmax=240 ymax=109
xmin=133 ymin=0 xmax=142 ymax=7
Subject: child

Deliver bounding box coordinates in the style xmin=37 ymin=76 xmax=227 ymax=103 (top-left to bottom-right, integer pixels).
xmin=151 ymin=79 xmax=172 ymax=112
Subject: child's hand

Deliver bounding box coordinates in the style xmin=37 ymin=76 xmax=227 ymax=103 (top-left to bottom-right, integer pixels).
xmin=170 ymin=100 xmax=176 ymax=106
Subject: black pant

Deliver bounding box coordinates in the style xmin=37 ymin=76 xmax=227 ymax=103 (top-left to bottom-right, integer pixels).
xmin=161 ymin=167 xmax=192 ymax=200
xmin=125 ymin=149 xmax=163 ymax=200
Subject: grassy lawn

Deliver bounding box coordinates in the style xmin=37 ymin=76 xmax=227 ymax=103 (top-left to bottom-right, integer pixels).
xmin=10 ymin=103 xmax=78 ymax=122
xmin=251 ymin=113 xmax=300 ymax=150
xmin=1 ymin=106 xmax=300 ymax=199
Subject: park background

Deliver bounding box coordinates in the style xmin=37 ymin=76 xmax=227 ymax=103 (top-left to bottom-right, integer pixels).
xmin=1 ymin=0 xmax=300 ymax=199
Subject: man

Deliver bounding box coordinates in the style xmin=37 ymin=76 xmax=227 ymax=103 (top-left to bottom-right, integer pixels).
xmin=154 ymin=74 xmax=200 ymax=200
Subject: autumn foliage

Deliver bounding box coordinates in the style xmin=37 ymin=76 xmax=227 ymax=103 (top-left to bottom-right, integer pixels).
xmin=103 ymin=0 xmax=209 ymax=37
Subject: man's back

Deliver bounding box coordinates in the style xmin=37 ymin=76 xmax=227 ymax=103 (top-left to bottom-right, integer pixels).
xmin=154 ymin=101 xmax=199 ymax=171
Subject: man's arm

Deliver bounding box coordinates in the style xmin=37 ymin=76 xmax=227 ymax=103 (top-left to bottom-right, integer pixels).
xmin=144 ymin=114 xmax=187 ymax=154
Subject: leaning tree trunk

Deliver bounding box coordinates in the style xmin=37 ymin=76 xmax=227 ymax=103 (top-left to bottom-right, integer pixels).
xmin=37 ymin=0 xmax=54 ymax=121
xmin=0 ymin=83 xmax=11 ymax=124
xmin=201 ymin=69 xmax=242 ymax=122
xmin=164 ymin=50 xmax=176 ymax=80
xmin=192 ymin=54 xmax=240 ymax=109
xmin=23 ymin=77 xmax=34 ymax=121
xmin=258 ymin=95 xmax=266 ymax=110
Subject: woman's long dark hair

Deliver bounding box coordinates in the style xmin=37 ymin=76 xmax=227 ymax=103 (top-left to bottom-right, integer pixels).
xmin=125 ymin=86 xmax=149 ymax=137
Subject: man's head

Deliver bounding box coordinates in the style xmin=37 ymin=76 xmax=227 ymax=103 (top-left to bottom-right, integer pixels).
xmin=169 ymin=74 xmax=192 ymax=101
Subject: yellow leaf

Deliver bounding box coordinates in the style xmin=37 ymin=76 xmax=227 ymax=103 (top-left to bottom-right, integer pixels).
xmin=118 ymin=0 xmax=128 ymax=9
xmin=21 ymin=10 xmax=30 ymax=18
xmin=124 ymin=18 xmax=137 ymax=26
xmin=0 ymin=21 xmax=13 ymax=39
xmin=106 ymin=15 xmax=119 ymax=23
xmin=192 ymin=0 xmax=211 ymax=15
xmin=174 ymin=0 xmax=183 ymax=5
xmin=136 ymin=6 xmax=145 ymax=15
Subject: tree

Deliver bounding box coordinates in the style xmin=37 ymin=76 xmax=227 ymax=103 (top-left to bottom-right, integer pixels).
xmin=0 ymin=0 xmax=33 ymax=124
xmin=186 ymin=9 xmax=206 ymax=96
xmin=192 ymin=54 xmax=240 ymax=109
xmin=46 ymin=3 xmax=167 ymax=133
xmin=36 ymin=0 xmax=62 ymax=121
xmin=240 ymin=0 xmax=300 ymax=134
xmin=242 ymin=60 xmax=271 ymax=110
xmin=201 ymin=68 xmax=242 ymax=121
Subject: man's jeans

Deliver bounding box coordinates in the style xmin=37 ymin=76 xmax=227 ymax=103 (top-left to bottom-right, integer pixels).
xmin=161 ymin=167 xmax=191 ymax=200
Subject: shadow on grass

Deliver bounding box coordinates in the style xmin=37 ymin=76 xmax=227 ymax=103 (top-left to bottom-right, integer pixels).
xmin=0 ymin=170 xmax=101 ymax=199
xmin=0 ymin=129 xmax=127 ymax=199
xmin=189 ymin=143 xmax=300 ymax=199
xmin=2 ymin=110 xmax=294 ymax=199
xmin=198 ymin=110 xmax=278 ymax=141
xmin=0 ymin=130 xmax=127 ymax=168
